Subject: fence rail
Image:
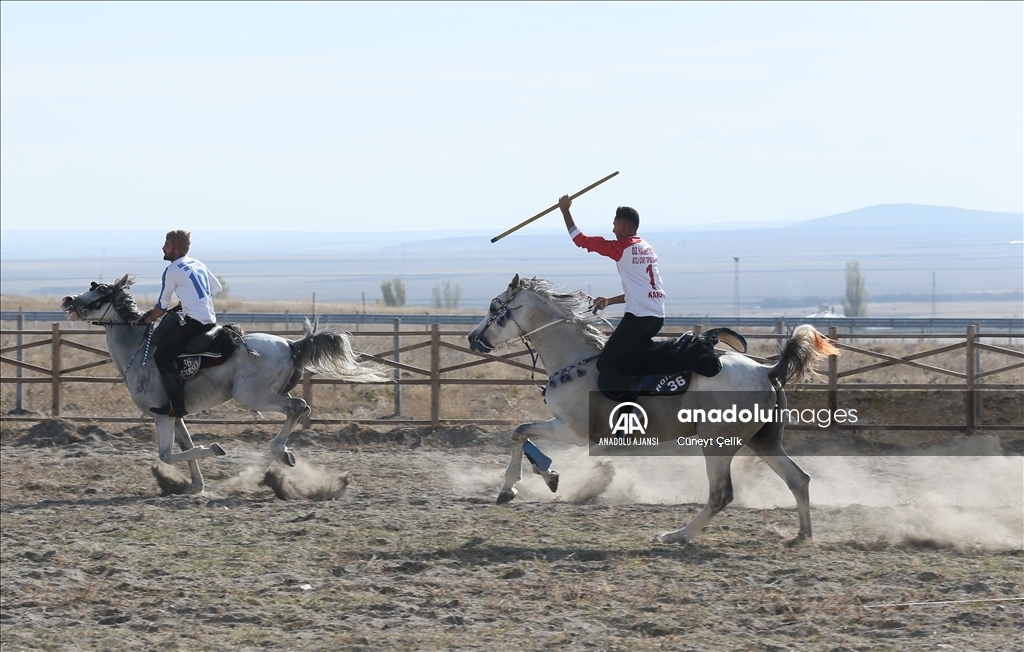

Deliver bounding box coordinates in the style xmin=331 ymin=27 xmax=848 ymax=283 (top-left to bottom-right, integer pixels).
xmin=1 ymin=320 xmax=1021 ymax=431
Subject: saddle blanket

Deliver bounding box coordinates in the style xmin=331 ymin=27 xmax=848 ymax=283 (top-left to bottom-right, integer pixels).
xmin=176 ymin=352 xmax=225 ymax=380
xmin=598 ymin=370 xmax=692 ymax=401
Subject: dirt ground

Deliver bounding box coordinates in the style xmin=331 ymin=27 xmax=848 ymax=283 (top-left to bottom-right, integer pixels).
xmin=1 ymin=420 xmax=1022 ymax=651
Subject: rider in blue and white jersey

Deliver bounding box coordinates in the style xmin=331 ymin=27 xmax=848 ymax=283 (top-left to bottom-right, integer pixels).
xmin=144 ymin=230 xmax=222 ymax=417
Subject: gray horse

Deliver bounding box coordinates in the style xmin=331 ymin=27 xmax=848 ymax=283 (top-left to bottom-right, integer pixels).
xmin=468 ymin=275 xmax=838 ymax=544
xmin=62 ymin=275 xmax=386 ymax=494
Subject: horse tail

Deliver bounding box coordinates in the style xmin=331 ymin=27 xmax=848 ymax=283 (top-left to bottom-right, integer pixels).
xmin=768 ymin=324 xmax=839 ymax=387
xmin=290 ymin=318 xmax=389 ymax=383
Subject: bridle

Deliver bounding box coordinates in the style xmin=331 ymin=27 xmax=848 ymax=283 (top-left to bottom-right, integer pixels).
xmin=68 ymin=285 xmax=138 ymax=327
xmin=477 ymin=285 xmax=568 ymax=350
xmin=72 ymin=285 xmax=155 ymax=381
xmin=88 ymin=301 xmax=122 ymax=327
xmin=475 ymin=284 xmax=570 ymax=387
xmin=476 ymin=283 xmax=618 ymax=398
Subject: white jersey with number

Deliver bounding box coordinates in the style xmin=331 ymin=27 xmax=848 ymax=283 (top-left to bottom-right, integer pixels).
xmin=569 ymin=228 xmax=666 ymax=318
xmin=157 ymin=256 xmax=222 ymax=325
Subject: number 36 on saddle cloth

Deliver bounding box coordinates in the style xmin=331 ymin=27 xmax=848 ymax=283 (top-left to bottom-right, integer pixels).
xmin=597 ymin=327 xmax=748 ymax=401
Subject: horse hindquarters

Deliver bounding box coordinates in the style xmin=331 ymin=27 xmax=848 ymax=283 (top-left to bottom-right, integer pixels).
xmin=227 ymin=336 xmax=311 ymax=466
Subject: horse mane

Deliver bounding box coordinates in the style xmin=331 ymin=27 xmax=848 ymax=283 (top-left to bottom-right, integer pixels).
xmin=107 ymin=277 xmax=145 ymax=323
xmin=518 ymin=277 xmax=608 ymax=349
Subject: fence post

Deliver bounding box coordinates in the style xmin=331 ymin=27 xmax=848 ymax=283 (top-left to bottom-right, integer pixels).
xmin=974 ymin=331 xmax=982 ymax=424
xmin=15 ymin=310 xmax=24 ymax=413
xmin=393 ymin=317 xmax=402 ymax=417
xmin=302 ymin=371 xmax=313 ymax=429
xmin=51 ymin=322 xmax=61 ymax=417
xmin=828 ymin=326 xmax=839 ymax=415
xmin=430 ymin=323 xmax=440 ymax=426
xmin=965 ymin=324 xmax=976 ymax=433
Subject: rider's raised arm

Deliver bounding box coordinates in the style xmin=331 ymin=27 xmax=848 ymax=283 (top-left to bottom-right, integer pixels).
xmin=558 ymin=195 xmax=576 ymax=232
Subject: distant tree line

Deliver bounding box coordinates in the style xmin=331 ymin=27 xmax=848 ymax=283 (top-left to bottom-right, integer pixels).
xmin=379 ymin=277 xmax=462 ymax=309
xmin=380 ymin=278 xmax=406 ymax=307
xmin=432 ymin=280 xmax=461 ymax=309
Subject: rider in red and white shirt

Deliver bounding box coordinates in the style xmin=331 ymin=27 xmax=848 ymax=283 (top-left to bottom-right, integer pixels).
xmin=559 ymin=195 xmax=665 ymax=400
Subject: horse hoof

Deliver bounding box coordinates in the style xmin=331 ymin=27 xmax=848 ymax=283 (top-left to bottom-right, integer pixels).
xmin=496 ymin=488 xmax=518 ymax=505
xmin=210 ymin=443 xmax=227 ymax=457
xmin=656 ymin=532 xmax=685 ymax=544
xmin=283 ymin=450 xmax=297 ymax=467
xmin=545 ymin=470 xmax=559 ymax=493
xmin=787 ymin=533 xmax=811 ymax=548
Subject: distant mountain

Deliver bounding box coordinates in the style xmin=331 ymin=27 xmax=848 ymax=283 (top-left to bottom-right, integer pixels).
xmin=782 ymin=204 xmax=1022 ymax=251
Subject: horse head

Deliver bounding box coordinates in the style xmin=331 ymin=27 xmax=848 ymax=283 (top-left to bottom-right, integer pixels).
xmin=468 ymin=273 xmax=527 ymax=353
xmin=61 ymin=274 xmax=136 ymax=323
xmin=469 ymin=275 xmax=608 ymax=356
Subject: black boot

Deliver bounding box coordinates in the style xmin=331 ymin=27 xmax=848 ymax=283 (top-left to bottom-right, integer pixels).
xmin=151 ymin=369 xmax=187 ymax=418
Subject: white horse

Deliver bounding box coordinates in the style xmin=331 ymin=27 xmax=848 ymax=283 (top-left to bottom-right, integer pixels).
xmin=61 ymin=275 xmax=387 ymax=495
xmin=468 ymin=275 xmax=838 ymax=544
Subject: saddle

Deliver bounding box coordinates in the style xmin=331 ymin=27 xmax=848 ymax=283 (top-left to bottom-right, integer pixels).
xmin=598 ymin=327 xmax=748 ymax=401
xmin=151 ymin=311 xmax=246 ymax=380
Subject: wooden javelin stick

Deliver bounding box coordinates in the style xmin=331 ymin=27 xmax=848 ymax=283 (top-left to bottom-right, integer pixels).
xmin=490 ymin=171 xmax=619 ymax=243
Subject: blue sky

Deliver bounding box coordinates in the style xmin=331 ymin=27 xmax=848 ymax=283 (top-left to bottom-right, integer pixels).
xmin=1 ymin=2 xmax=1021 ymax=233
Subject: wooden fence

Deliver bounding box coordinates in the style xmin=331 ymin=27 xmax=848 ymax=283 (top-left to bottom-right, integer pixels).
xmin=1 ymin=320 xmax=1021 ymax=430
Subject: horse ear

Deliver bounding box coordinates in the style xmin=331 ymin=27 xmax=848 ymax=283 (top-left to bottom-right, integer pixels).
xmin=116 ymin=274 xmax=130 ymax=288
xmin=90 ymin=282 xmax=98 ymax=290
xmin=509 ymin=274 xmax=520 ymax=289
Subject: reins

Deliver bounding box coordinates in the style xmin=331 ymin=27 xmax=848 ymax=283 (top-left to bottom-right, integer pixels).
xmin=120 ymin=323 xmax=155 ymax=384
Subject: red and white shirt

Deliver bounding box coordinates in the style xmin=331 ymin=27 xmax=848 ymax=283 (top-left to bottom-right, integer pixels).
xmin=570 ymin=227 xmax=665 ymax=318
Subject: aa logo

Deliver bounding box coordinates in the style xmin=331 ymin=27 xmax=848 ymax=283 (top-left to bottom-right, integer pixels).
xmin=609 ymin=402 xmax=648 ymax=435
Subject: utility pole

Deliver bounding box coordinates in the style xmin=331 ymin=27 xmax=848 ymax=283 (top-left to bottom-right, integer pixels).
xmin=733 ymin=257 xmax=740 ymax=322
xmin=931 ymin=272 xmax=936 ymax=319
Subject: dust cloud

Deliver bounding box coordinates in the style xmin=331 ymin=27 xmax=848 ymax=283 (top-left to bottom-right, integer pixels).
xmin=453 ymin=435 xmax=1023 ymax=551
xmin=218 ymin=450 xmax=349 ymax=501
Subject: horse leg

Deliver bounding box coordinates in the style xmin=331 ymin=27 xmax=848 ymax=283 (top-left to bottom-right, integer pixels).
xmin=155 ymin=416 xmax=226 ymax=464
xmin=173 ymin=418 xmax=205 ymax=495
xmin=498 ymin=418 xmax=586 ymax=504
xmin=658 ymin=450 xmax=736 ymax=544
xmin=497 ymin=436 xmax=525 ymax=505
xmin=746 ymin=421 xmax=812 ymax=544
xmin=247 ymin=394 xmax=308 ymax=467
